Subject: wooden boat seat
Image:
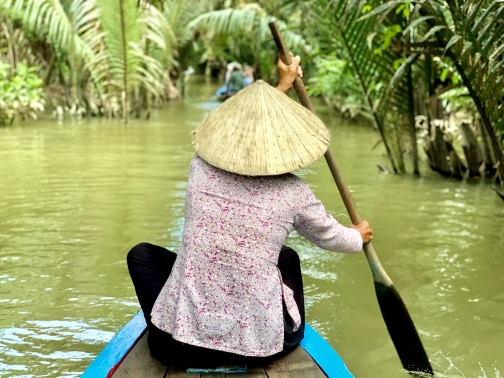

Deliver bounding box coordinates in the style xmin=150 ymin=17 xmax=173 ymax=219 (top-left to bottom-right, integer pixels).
xmin=112 ymin=330 xmax=327 ymax=377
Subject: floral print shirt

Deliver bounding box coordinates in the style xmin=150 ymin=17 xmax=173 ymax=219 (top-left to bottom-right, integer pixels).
xmin=151 ymin=155 xmax=362 ymax=357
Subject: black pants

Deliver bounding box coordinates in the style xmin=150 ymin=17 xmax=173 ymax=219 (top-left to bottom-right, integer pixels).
xmin=127 ymin=243 xmax=305 ymax=367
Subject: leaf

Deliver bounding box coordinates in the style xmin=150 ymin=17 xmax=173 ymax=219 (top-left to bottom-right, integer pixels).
xmin=421 ymin=25 xmax=447 ymax=42
xmin=366 ymin=31 xmax=377 ymax=49
xmin=357 ymin=0 xmax=411 ymax=21
xmin=393 ymin=58 xmax=404 ymax=70
xmin=402 ymin=16 xmax=434 ymax=36
xmin=440 ymin=67 xmax=449 ymax=82
xmin=362 ymin=5 xmax=372 ymax=14
xmin=461 ymin=41 xmax=473 ymax=57
xmin=444 ymin=34 xmax=462 ymax=51
xmin=327 ymin=0 xmax=408 ymax=173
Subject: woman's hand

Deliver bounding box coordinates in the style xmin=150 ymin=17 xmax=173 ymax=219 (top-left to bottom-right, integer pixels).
xmin=276 ymin=53 xmax=303 ymax=93
xmin=350 ymin=221 xmax=373 ymax=244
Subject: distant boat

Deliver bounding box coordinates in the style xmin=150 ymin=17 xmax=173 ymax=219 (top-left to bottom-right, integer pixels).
xmin=81 ymin=310 xmax=354 ymax=377
xmin=215 ymin=84 xmax=236 ymax=101
xmin=216 ymin=77 xmax=253 ymax=102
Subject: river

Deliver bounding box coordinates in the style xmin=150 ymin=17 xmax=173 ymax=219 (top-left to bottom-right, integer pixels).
xmin=0 ymin=76 xmax=503 ymax=377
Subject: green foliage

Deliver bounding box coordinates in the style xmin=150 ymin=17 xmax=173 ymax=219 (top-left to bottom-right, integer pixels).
xmin=307 ymin=54 xmax=370 ymax=120
xmin=434 ymin=57 xmax=460 ymax=85
xmin=374 ymin=25 xmax=402 ymax=56
xmin=396 ymin=2 xmax=411 ymax=18
xmin=2 ymin=0 xmax=502 ymax=182
xmin=421 ymin=1 xmax=504 ymax=134
xmin=187 ymin=3 xmax=310 ymax=80
xmin=308 ymin=0 xmax=420 ymax=173
xmin=0 ymin=0 xmax=311 ymax=118
xmin=0 ymin=61 xmax=44 ymax=124
xmin=439 ymin=87 xmax=473 ymax=115
xmin=1 ymin=0 xmax=178 ymax=120
xmin=358 ymin=0 xmax=504 ymax=181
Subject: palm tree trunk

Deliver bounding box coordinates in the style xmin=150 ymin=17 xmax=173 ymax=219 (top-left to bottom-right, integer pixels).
xmin=44 ymin=53 xmax=56 ymax=86
xmin=119 ymin=0 xmax=129 ymax=123
xmin=447 ymin=53 xmax=504 ymax=182
xmin=134 ymin=85 xmax=141 ymax=118
xmin=425 ymin=55 xmax=434 ymax=138
xmin=122 ymin=90 xmax=127 ymax=123
xmin=2 ymin=22 xmax=17 ymax=69
xmin=407 ymin=65 xmax=419 ymax=175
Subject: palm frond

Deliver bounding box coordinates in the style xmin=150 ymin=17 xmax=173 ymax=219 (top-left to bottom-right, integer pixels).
xmin=98 ymin=0 xmax=142 ymax=122
xmin=187 ymin=4 xmax=310 ymax=56
xmin=143 ymin=0 xmax=175 ymax=67
xmin=188 ymin=6 xmax=261 ymax=35
xmin=164 ymin=0 xmax=210 ymax=46
xmin=20 ymin=0 xmax=76 ymax=54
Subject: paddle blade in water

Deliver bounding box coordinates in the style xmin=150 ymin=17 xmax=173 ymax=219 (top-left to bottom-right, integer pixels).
xmin=375 ymin=282 xmax=434 ymax=375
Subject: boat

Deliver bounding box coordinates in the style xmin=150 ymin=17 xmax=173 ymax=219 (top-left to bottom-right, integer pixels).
xmin=215 ymin=84 xmax=236 ymax=101
xmin=81 ymin=310 xmax=354 ymax=377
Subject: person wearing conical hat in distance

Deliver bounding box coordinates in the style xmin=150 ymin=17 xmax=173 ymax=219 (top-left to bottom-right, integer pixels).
xmin=127 ymin=55 xmax=373 ymax=368
xmin=224 ymin=61 xmax=242 ymax=85
xmin=226 ymin=66 xmax=247 ymax=95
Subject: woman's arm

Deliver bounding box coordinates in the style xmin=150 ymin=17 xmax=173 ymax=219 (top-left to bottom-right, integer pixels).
xmin=293 ymin=183 xmax=373 ymax=252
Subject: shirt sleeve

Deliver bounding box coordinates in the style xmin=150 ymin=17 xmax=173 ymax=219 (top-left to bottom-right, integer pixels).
xmin=293 ymin=181 xmax=363 ymax=253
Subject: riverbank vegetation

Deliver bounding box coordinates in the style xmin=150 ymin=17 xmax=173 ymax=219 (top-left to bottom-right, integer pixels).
xmin=301 ymin=0 xmax=504 ymax=185
xmin=0 ymin=0 xmax=503 ymax=185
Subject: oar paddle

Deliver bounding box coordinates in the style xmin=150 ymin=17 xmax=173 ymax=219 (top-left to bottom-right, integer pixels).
xmin=269 ymin=21 xmax=434 ymax=376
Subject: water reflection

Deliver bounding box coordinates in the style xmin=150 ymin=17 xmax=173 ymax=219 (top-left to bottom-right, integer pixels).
xmin=0 ymin=77 xmax=503 ymax=377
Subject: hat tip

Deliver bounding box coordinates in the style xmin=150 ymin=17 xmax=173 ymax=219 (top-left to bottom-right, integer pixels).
xmin=256 ymin=80 xmax=265 ymax=84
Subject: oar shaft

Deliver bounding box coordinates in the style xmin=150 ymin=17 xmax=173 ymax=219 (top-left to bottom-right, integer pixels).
xmin=324 ymin=148 xmax=361 ymax=224
xmin=269 ymin=21 xmax=389 ymax=284
xmin=324 ymin=149 xmax=386 ymax=279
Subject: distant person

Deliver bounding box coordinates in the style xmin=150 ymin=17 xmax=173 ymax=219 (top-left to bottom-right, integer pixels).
xmin=227 ymin=66 xmax=247 ymax=94
xmin=224 ymin=62 xmax=242 ymax=85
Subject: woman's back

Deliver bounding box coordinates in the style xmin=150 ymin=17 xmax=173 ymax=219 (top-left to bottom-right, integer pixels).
xmin=184 ymin=155 xmax=303 ymax=264
xmin=150 ymin=155 xmax=362 ymax=357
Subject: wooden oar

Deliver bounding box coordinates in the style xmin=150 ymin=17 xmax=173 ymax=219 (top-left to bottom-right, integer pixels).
xmin=269 ymin=21 xmax=434 ymax=375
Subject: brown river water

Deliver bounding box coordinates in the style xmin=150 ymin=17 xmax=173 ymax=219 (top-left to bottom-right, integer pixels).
xmin=0 ymin=77 xmax=503 ymax=377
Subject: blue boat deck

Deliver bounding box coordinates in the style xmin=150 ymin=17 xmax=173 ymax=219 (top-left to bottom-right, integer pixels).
xmin=112 ymin=331 xmax=327 ymax=377
xmin=81 ymin=311 xmax=354 ymax=377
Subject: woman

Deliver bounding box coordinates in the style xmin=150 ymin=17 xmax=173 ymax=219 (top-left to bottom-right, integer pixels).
xmin=127 ymin=56 xmax=373 ymax=368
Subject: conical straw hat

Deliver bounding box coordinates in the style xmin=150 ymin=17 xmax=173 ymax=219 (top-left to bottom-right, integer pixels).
xmin=192 ymin=80 xmax=330 ymax=176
